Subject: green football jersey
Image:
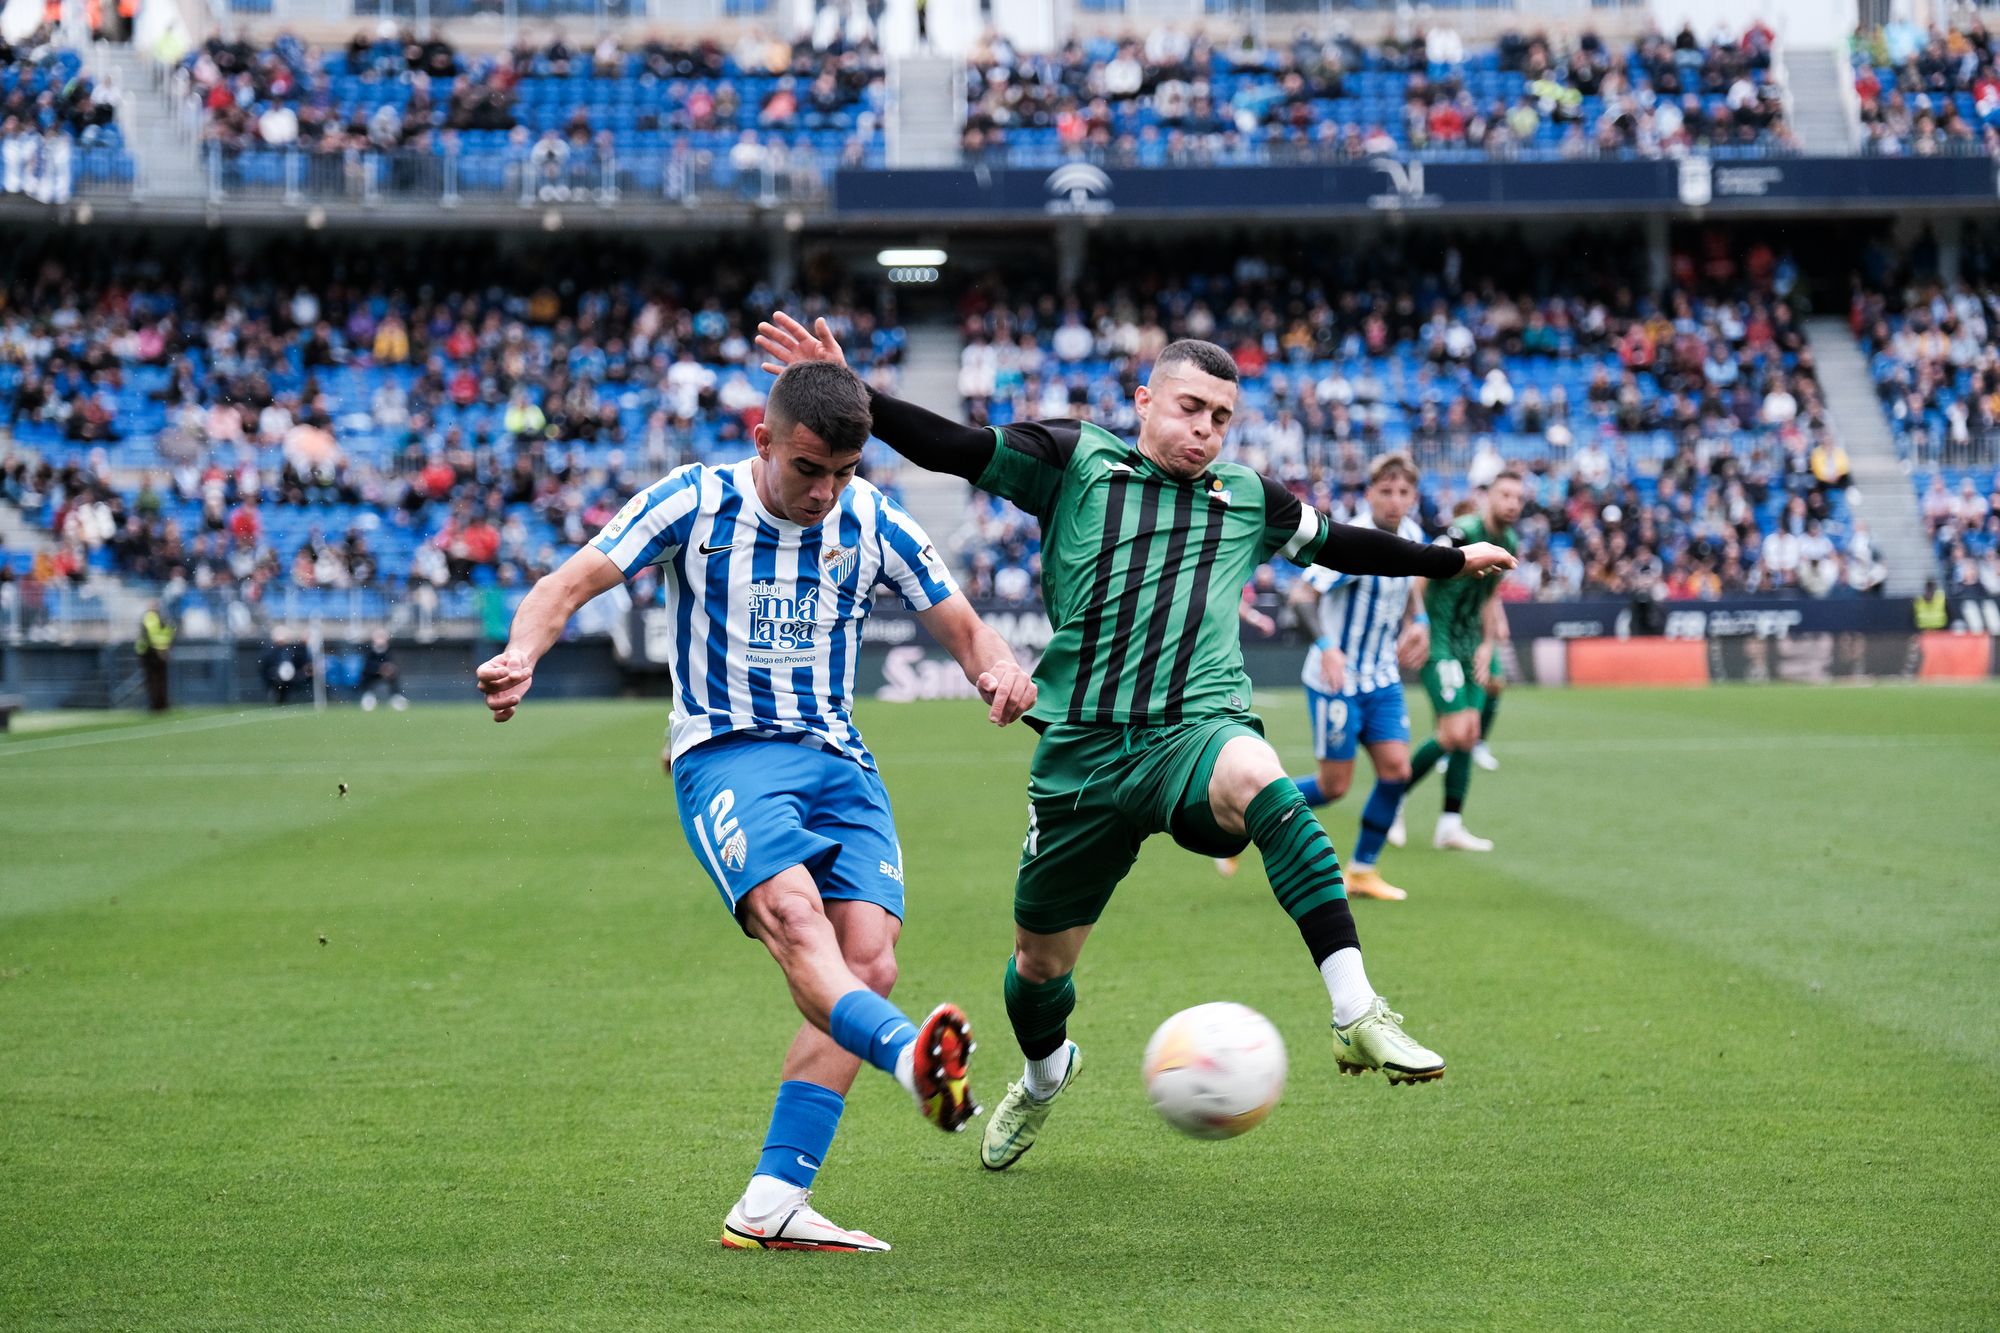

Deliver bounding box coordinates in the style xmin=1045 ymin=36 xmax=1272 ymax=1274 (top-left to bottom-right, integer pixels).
xmin=976 ymin=420 xmax=1333 ymax=728
xmin=1425 ymin=513 xmax=1517 ymax=662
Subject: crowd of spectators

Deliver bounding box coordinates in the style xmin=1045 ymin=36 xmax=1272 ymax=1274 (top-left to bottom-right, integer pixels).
xmin=953 ymin=231 xmax=1883 ymax=602
xmin=1854 ymin=263 xmax=2000 ymax=468
xmin=176 ymin=23 xmax=887 ymax=179
xmin=1918 ymin=468 xmax=2000 ymax=593
xmin=0 ymin=239 xmax=905 ymax=631
xmin=1852 ymin=19 xmax=2000 ymax=157
xmin=3 ymin=28 xmax=121 ymax=146
xmin=961 ymin=22 xmax=1792 ymax=166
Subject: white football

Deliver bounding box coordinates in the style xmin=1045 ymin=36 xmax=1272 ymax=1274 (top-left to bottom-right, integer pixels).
xmin=1142 ymin=1002 xmax=1288 ymax=1139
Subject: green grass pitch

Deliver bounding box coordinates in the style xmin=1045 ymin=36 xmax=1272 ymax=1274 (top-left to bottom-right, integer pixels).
xmin=3 ymin=685 xmax=1997 ymax=1330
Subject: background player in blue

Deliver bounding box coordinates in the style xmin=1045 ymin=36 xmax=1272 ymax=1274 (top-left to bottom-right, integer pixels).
xmin=1289 ymin=452 xmax=1430 ymax=901
xmin=475 ymin=362 xmax=1037 ymax=1253
xmin=1213 ymin=452 xmax=1430 ymax=899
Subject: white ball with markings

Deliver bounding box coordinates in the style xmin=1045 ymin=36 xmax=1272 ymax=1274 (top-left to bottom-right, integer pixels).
xmin=1142 ymin=1002 xmax=1287 ymax=1140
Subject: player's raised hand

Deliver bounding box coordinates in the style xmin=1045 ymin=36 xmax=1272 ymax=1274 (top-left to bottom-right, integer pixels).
xmin=756 ymin=312 xmax=849 ymax=376
xmin=977 ymin=660 xmax=1037 ymax=727
xmin=1457 ymin=542 xmax=1517 ymax=579
xmin=476 ymin=648 xmax=535 ymax=722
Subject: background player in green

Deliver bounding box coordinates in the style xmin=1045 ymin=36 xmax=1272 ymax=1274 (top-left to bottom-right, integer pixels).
xmin=757 ymin=315 xmax=1516 ymax=1171
xmin=1397 ymin=476 xmax=1524 ymax=853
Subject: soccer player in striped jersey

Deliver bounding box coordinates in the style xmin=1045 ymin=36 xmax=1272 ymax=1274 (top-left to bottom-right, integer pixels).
xmin=476 ymin=362 xmax=1037 ymax=1252
xmin=1231 ymin=451 xmax=1432 ymax=901
xmin=757 ymin=316 xmax=1514 ymax=1172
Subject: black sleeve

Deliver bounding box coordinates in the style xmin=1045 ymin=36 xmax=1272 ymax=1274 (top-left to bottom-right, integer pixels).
xmin=864 ymin=387 xmax=998 ymax=482
xmin=1317 ymin=515 xmax=1467 ymax=579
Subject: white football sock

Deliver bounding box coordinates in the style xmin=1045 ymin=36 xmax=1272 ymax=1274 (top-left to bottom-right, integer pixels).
xmin=1023 ymin=1042 xmax=1072 ymax=1099
xmin=742 ymin=1173 xmax=801 ymax=1216
xmin=1349 ymin=859 xmax=1375 ymax=873
xmin=893 ymin=1043 xmax=916 ymax=1096
xmin=1436 ymin=811 xmax=1464 ymax=835
xmin=1322 ymin=948 xmax=1376 ymax=1028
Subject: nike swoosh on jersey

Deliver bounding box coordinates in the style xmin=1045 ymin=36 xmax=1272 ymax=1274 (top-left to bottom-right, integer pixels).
xmin=697 ymin=539 xmax=734 ymax=555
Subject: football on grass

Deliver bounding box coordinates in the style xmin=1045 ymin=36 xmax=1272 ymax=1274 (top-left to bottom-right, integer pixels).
xmin=1142 ymin=1002 xmax=1287 ymax=1139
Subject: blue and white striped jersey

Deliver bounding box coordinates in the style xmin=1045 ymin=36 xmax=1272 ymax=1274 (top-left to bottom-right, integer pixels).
xmin=1299 ymin=513 xmax=1426 ymax=697
xmin=591 ymin=458 xmax=958 ymax=769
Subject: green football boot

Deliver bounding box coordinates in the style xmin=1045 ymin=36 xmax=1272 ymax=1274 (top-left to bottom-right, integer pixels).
xmin=979 ymin=1042 xmax=1082 ymax=1171
xmin=1333 ymin=997 xmax=1445 ymax=1085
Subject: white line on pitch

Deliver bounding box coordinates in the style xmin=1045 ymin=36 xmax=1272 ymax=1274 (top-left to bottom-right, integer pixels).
xmin=0 ymin=709 xmax=306 ymax=759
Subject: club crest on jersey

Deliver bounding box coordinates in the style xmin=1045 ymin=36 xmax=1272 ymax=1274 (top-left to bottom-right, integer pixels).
xmin=721 ymin=829 xmax=748 ymax=872
xmin=1207 ymin=477 xmax=1233 ymax=506
xmin=747 ymin=580 xmax=820 ymax=664
xmin=821 ymin=544 xmax=858 ymax=582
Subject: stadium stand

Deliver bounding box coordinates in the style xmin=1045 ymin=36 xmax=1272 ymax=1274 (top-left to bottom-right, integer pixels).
xmin=1851 ymin=18 xmax=2000 ymax=156
xmin=0 ymin=28 xmax=133 ymax=202
xmin=0 ymin=239 xmax=906 ymax=635
xmin=951 ymin=231 xmax=1884 ymax=601
xmin=1853 ymin=252 xmax=2000 ymax=593
xmin=960 ymin=23 xmax=1795 ymax=166
xmin=174 ymin=27 xmax=887 ymax=201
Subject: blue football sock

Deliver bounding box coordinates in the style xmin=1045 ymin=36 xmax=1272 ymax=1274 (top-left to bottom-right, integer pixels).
xmin=827 ymin=988 xmax=917 ymax=1076
xmin=1353 ymin=778 xmax=1407 ymax=866
xmin=753 ymin=1080 xmax=845 ymax=1190
xmin=1292 ymin=774 xmax=1325 ymax=806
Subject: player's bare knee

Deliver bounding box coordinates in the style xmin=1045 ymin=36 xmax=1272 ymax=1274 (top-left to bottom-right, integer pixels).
xmin=1320 ymin=765 xmax=1352 ymax=802
xmin=1212 ymin=737 xmax=1285 ymax=823
xmin=1376 ymin=758 xmax=1413 ymax=783
xmin=847 ymin=941 xmax=898 ymax=996
xmin=1012 ymin=941 xmax=1068 ymax=985
xmin=747 ymin=886 xmax=834 ymax=964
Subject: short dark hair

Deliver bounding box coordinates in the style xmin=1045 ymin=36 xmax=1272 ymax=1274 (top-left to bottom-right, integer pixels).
xmin=767 ymin=361 xmax=872 ymax=454
xmin=1151 ymin=339 xmax=1239 ymax=384
xmin=1492 ymin=469 xmax=1525 ymax=486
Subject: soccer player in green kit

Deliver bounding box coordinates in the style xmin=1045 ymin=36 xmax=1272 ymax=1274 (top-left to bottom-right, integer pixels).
xmin=1394 ymin=475 xmax=1524 ymax=853
xmin=757 ymin=316 xmax=1515 ymax=1170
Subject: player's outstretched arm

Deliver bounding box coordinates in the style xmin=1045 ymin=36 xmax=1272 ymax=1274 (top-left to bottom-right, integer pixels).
xmin=756 ymin=309 xmax=997 ymax=482
xmin=476 ymin=547 xmax=623 ymax=722
xmin=914 ymin=593 xmax=1037 ymax=726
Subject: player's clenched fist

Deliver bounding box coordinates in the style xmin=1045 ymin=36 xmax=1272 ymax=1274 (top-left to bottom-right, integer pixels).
xmin=476 ymin=648 xmax=535 ymax=722
xmin=1456 ymin=542 xmax=1517 ymax=579
xmin=977 ymin=660 xmax=1037 ymax=727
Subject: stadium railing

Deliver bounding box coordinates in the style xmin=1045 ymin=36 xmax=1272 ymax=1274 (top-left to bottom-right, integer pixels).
xmin=199 ymin=142 xmax=840 ymax=207
xmin=963 ymin=138 xmax=1803 ymax=170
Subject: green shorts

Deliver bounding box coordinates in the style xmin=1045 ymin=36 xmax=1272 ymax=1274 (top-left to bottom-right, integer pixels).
xmin=1421 ymin=657 xmax=1486 ymax=717
xmin=1012 ymin=715 xmax=1265 ymax=935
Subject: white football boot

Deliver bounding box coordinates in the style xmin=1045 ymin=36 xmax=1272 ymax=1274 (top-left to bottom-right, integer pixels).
xmin=721 ymin=1186 xmax=889 ymax=1253
xmin=1432 ymin=814 xmax=1494 ymax=853
xmin=1472 ymin=742 xmax=1499 ymax=771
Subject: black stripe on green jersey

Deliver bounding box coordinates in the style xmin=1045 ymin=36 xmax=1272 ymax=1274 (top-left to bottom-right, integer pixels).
xmin=1162 ymin=497 xmax=1225 ymax=724
xmin=1089 ymin=478 xmax=1165 ymax=722
xmin=1064 ymin=472 xmax=1132 ymax=719
xmin=1124 ymin=483 xmax=1194 ymax=724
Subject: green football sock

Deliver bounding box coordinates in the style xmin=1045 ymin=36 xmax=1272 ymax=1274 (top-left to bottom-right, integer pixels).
xmin=1407 ymin=738 xmax=1445 ymax=788
xmin=1444 ymin=750 xmax=1473 ymax=815
xmin=1004 ymin=956 xmax=1075 ymax=1060
xmin=1480 ymin=691 xmax=1500 ymax=741
xmin=1245 ymin=779 xmax=1347 ymax=921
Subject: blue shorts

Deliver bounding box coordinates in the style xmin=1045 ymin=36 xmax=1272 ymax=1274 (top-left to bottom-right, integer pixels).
xmin=671 ymin=734 xmax=906 ymax=924
xmin=1305 ymin=683 xmax=1411 ymax=763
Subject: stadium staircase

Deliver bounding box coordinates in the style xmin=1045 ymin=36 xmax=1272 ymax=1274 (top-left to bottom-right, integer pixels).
xmin=94 ymin=44 xmax=206 ymax=201
xmin=893 ymin=323 xmax=973 ymax=544
xmin=1807 ymin=315 xmax=1936 ymax=594
xmin=889 ymin=55 xmax=960 ymax=167
xmin=1783 ymin=48 xmax=1856 ymax=154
